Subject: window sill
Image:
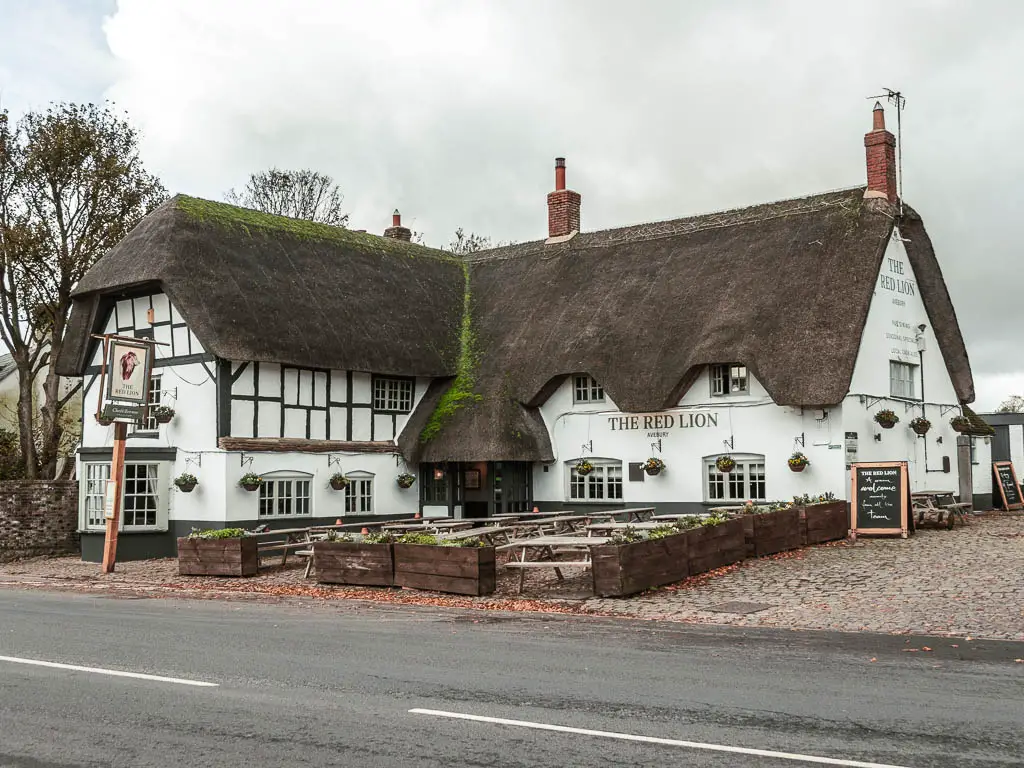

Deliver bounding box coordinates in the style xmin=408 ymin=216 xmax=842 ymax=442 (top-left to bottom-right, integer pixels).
xmin=371 ymin=410 xmax=411 ymax=416
xmin=563 ymin=500 xmax=626 ymax=506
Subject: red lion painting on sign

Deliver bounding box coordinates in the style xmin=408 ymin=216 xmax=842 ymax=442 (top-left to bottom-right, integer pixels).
xmin=119 ymin=350 xmax=139 ymax=381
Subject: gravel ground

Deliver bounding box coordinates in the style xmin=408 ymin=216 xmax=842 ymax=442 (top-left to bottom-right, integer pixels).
xmin=2 ymin=514 xmax=1021 ymax=639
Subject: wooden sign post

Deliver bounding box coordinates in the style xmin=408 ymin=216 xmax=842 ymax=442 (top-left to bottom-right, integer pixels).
xmin=850 ymin=461 xmax=910 ymax=539
xmin=992 ymin=461 xmax=1024 ymax=511
xmin=91 ymin=333 xmax=163 ymax=574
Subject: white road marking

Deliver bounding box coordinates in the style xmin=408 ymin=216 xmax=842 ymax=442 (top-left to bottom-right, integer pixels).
xmin=409 ymin=709 xmax=911 ymax=768
xmin=0 ymin=655 xmax=218 ymax=687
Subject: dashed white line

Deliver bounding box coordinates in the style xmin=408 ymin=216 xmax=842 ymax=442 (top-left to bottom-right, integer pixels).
xmin=0 ymin=655 xmax=218 ymax=687
xmin=409 ymin=708 xmax=911 ymax=767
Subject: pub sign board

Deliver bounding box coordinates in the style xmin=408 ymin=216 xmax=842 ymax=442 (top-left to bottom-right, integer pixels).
xmin=992 ymin=461 xmax=1024 ymax=511
xmin=850 ymin=462 xmax=909 ymax=538
xmin=106 ymin=339 xmax=152 ymax=405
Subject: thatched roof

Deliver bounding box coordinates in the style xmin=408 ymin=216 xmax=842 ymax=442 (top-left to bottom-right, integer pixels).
xmin=56 ymin=196 xmax=465 ymax=378
xmin=404 ymin=188 xmax=974 ymax=463
xmin=960 ymin=406 xmax=994 ymax=437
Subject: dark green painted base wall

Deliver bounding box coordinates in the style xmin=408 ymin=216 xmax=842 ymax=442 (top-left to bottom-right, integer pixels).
xmin=79 ymin=514 xmax=411 ymax=563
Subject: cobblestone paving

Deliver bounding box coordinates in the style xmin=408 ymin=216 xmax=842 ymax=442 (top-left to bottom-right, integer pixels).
xmin=1 ymin=515 xmax=1021 ymax=640
xmin=583 ymin=515 xmax=1024 ymax=640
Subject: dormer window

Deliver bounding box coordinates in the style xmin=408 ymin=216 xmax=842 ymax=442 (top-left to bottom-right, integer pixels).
xmin=372 ymin=376 xmax=413 ymax=413
xmin=710 ymin=363 xmax=747 ymax=396
xmin=573 ymin=375 xmax=604 ymax=404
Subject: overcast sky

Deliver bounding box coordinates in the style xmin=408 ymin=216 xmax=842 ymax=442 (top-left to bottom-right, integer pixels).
xmin=2 ymin=0 xmax=1022 ymax=409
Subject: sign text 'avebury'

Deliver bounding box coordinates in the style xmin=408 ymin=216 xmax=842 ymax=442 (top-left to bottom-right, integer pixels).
xmin=608 ymin=412 xmax=719 ymax=431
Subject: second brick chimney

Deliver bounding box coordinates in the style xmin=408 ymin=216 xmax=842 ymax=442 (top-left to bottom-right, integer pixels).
xmin=864 ymin=102 xmax=897 ymax=203
xmin=547 ymin=157 xmax=581 ymax=241
xmin=384 ymin=209 xmax=412 ymax=241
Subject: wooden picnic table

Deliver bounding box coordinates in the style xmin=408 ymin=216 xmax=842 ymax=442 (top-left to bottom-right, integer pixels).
xmin=501 ymin=535 xmax=610 ymax=594
xmin=510 ymin=515 xmax=595 ymax=536
xmin=244 ymin=527 xmax=312 ymax=569
xmin=460 ymin=515 xmax=522 ymax=525
xmin=911 ymin=491 xmax=970 ymax=528
xmin=584 ymin=521 xmax=668 ymax=535
xmin=615 ymin=507 xmax=656 ymax=522
xmin=437 ymin=526 xmax=516 ymax=547
xmin=651 ymin=513 xmax=712 ymax=521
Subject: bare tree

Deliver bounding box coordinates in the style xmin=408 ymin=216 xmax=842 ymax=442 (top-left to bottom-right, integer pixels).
xmin=0 ymin=103 xmax=166 ymax=478
xmin=996 ymin=395 xmax=1024 ymax=413
xmin=225 ymin=168 xmax=348 ymax=226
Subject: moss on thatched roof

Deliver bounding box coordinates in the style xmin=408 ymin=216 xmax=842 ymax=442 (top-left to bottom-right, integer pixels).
xmin=57 ymin=195 xmax=465 ymax=378
xmin=960 ymin=406 xmax=994 ymax=436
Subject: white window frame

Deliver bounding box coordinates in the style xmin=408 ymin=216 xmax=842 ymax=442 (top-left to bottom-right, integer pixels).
xmin=258 ymin=471 xmax=313 ymax=518
xmin=703 ymin=454 xmax=766 ymax=502
xmin=889 ymin=360 xmax=917 ymax=400
xmin=79 ymin=460 xmax=169 ymax=532
xmin=566 ymin=459 xmax=623 ymax=502
xmin=343 ymin=471 xmax=375 ymax=514
xmin=132 ymin=373 xmax=162 ymax=433
xmin=710 ymin=363 xmax=748 ymax=396
xmin=372 ymin=377 xmax=414 ymax=413
xmin=573 ymin=375 xmax=605 ymax=404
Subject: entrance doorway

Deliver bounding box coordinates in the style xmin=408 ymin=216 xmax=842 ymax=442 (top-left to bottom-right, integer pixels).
xmin=418 ymin=461 xmax=533 ymax=518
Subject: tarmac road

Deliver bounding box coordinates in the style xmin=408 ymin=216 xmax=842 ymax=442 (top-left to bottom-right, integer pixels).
xmin=0 ymin=589 xmax=1021 ymax=767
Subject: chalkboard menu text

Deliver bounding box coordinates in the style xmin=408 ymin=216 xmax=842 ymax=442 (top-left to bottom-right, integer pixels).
xmin=992 ymin=461 xmax=1024 ymax=511
xmin=850 ymin=462 xmax=909 ymax=538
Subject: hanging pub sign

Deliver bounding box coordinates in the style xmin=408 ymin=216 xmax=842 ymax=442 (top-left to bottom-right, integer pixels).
xmin=849 ymin=461 xmax=909 ymax=538
xmin=991 ymin=461 xmax=1024 ymax=511
xmin=106 ymin=338 xmax=153 ymax=405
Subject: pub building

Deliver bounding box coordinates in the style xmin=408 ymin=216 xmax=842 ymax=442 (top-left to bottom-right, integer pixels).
xmin=56 ymin=103 xmax=990 ymax=561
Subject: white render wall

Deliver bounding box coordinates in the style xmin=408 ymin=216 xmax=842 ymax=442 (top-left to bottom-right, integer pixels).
xmin=533 ymin=369 xmax=849 ymax=506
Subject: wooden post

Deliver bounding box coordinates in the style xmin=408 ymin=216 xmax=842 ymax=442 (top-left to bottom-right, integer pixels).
xmin=956 ymin=435 xmax=972 ymax=507
xmin=101 ymin=421 xmax=129 ymax=573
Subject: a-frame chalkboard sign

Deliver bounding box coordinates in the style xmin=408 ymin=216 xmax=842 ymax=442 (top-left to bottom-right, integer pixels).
xmin=850 ymin=462 xmax=910 ymax=538
xmin=992 ymin=461 xmax=1024 ymax=511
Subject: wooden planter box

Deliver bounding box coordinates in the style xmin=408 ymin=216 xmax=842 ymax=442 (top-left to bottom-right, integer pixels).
xmin=393 ymin=544 xmax=496 ymax=596
xmin=799 ymin=501 xmax=849 ymax=546
xmin=591 ymin=534 xmax=690 ymax=598
xmin=177 ymin=537 xmax=258 ymax=577
xmin=740 ymin=507 xmax=802 ymax=558
xmin=314 ymin=541 xmax=394 ymax=586
xmin=686 ymin=518 xmax=746 ymax=575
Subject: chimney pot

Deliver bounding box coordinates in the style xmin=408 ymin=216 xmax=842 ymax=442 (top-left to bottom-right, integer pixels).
xmin=872 ymin=101 xmax=886 ymax=131
xmin=547 ymin=157 xmax=580 ymax=240
xmin=392 ymin=209 xmax=401 ymax=227
xmin=384 ymin=208 xmax=412 ymax=241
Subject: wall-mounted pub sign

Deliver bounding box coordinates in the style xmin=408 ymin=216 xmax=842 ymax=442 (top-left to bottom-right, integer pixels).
xmin=106 ymin=339 xmax=153 ymax=405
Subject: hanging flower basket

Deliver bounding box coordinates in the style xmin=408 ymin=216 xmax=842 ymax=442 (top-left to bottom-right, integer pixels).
xmin=788 ymin=452 xmax=810 ymax=472
xmin=397 ymin=473 xmax=416 ymax=489
xmin=96 ymin=413 xmax=113 ymax=427
xmin=715 ymin=455 xmax=736 ymax=473
xmin=643 ymin=457 xmax=666 ymax=476
xmin=575 ymin=459 xmax=594 ymax=476
xmin=329 ymin=473 xmax=351 ymax=491
xmin=152 ymin=406 xmax=175 ymax=424
xmin=174 ymin=473 xmax=198 ymax=493
xmin=239 ymin=472 xmax=262 ymax=492
xmin=950 ymin=415 xmax=971 ymax=433
xmin=909 ymin=417 xmax=931 ymax=436
xmin=874 ymin=409 xmax=899 ymax=429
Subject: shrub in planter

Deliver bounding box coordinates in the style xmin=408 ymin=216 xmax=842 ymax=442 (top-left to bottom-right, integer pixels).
xmin=177 ymin=527 xmax=256 ymax=576
xmin=950 ymin=415 xmax=971 ymax=433
xmin=684 ymin=513 xmax=746 ymax=575
xmin=592 ymin=524 xmax=690 ymax=597
xmin=715 ymin=455 xmax=736 ymax=473
xmin=909 ymin=416 xmax=931 ymax=436
xmin=396 ymin=472 xmax=416 ymax=489
xmin=152 ymin=405 xmax=175 ymax=424
xmin=174 ymin=473 xmax=198 ymax=493
xmin=392 ymin=532 xmax=495 ymax=595
xmin=643 ymin=457 xmax=666 ymax=476
xmin=314 ymin=535 xmax=395 ymax=586
xmin=874 ymin=409 xmax=898 ymax=429
xmin=575 ymin=459 xmax=594 ymax=476
xmin=329 ymin=473 xmax=351 ymax=491
xmin=788 ymin=452 xmax=809 ymax=472
xmin=737 ymin=502 xmax=802 ymax=558
xmin=239 ymin=472 xmax=262 ymax=492
xmin=797 ymin=497 xmax=849 ymax=546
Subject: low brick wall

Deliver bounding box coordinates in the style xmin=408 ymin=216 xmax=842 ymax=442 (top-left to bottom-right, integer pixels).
xmin=0 ymin=481 xmax=79 ymax=562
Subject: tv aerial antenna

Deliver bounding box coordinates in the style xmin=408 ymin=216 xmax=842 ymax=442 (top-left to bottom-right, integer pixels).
xmin=868 ymin=88 xmax=905 ymax=216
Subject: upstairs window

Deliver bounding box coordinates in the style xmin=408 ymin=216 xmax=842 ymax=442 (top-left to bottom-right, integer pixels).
xmin=135 ymin=373 xmax=162 ymax=432
xmin=573 ymin=375 xmax=605 ymax=404
xmin=889 ymin=361 xmax=917 ymax=399
xmin=711 ymin=364 xmax=748 ymax=396
xmin=372 ymin=376 xmax=413 ymax=413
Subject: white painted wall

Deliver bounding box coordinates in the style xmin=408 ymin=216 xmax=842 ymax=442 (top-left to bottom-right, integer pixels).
xmin=534 ymin=371 xmax=849 ymax=505
xmin=843 ymin=228 xmax=964 ymax=493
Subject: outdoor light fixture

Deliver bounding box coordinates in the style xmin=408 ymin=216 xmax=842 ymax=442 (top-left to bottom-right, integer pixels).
xmin=433 ymin=468 xmax=445 ymax=480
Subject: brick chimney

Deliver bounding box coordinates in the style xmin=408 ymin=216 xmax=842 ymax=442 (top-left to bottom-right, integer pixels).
xmin=384 ymin=209 xmax=412 ymax=241
xmin=547 ymin=157 xmax=581 ymax=240
xmin=864 ymin=102 xmax=897 ymax=203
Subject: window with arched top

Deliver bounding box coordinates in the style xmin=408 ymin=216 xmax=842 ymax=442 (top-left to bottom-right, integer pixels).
xmin=258 ymin=471 xmax=313 ymax=518
xmin=565 ymin=458 xmax=622 ymax=501
xmin=343 ymin=470 xmax=374 ymax=514
xmin=703 ymin=454 xmax=765 ymax=502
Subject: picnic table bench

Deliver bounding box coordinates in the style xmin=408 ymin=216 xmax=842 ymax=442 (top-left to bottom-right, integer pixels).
xmin=437 ymin=525 xmax=515 ymax=547
xmin=584 ymin=521 xmax=668 ymax=535
xmin=501 ymin=535 xmax=610 ymax=594
xmin=245 ymin=527 xmax=312 ymax=568
xmin=615 ymin=507 xmax=656 ymax=522
xmin=912 ymin=491 xmax=971 ymax=529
